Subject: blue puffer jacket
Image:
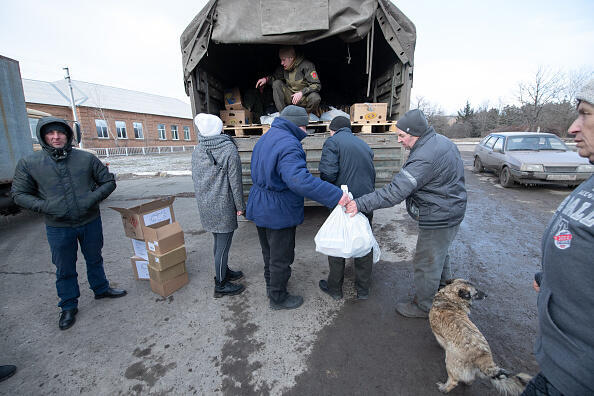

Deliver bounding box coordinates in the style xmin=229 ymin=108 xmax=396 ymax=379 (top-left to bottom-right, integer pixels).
xmin=246 ymin=118 xmax=342 ymax=229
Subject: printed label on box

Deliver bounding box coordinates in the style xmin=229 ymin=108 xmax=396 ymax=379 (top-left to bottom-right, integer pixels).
xmin=144 ymin=207 xmax=172 ymax=226
xmin=131 ymin=239 xmax=148 ymax=260
xmin=155 ymin=257 xmax=160 ymax=263
xmin=148 ymin=241 xmax=156 ymax=251
xmin=136 ymin=261 xmax=149 ymax=279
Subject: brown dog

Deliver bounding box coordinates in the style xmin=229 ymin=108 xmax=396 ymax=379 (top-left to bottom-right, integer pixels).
xmin=429 ymin=279 xmax=531 ymax=394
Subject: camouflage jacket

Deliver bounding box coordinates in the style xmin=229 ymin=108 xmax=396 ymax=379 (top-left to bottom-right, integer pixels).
xmin=268 ymin=55 xmax=321 ymax=95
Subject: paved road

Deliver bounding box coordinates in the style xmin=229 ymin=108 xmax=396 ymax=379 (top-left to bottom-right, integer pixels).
xmin=0 ymin=148 xmax=572 ymax=395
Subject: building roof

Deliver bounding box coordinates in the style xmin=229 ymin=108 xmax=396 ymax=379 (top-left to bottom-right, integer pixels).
xmin=22 ymin=79 xmax=192 ymax=119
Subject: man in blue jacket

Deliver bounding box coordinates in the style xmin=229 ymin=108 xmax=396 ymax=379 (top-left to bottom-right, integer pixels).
xmin=12 ymin=117 xmax=126 ymax=330
xmin=318 ymin=116 xmax=376 ymax=300
xmin=247 ymin=106 xmax=349 ymax=310
xmin=346 ymin=109 xmax=466 ymax=318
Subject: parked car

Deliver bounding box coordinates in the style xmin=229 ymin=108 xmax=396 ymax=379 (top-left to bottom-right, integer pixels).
xmin=473 ymin=132 xmax=594 ymax=187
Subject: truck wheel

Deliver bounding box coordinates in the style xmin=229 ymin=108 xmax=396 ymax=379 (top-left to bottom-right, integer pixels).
xmin=500 ymin=167 xmax=514 ymax=188
xmin=473 ymin=157 xmax=484 ymax=173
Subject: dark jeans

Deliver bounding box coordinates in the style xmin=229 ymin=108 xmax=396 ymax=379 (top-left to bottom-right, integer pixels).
xmin=45 ymin=216 xmax=109 ymax=311
xmin=521 ymin=372 xmax=563 ymax=396
xmin=213 ymin=231 xmax=234 ymax=283
xmin=256 ymin=226 xmax=296 ymax=303
xmin=327 ymin=212 xmax=373 ymax=295
xmin=413 ymin=224 xmax=460 ymax=311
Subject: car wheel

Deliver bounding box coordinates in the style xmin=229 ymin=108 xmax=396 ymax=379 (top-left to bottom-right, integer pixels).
xmin=473 ymin=157 xmax=484 ymax=173
xmin=500 ymin=167 xmax=514 ymax=188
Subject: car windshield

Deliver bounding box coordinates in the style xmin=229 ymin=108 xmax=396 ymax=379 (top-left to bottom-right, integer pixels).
xmin=506 ymin=136 xmax=568 ymax=151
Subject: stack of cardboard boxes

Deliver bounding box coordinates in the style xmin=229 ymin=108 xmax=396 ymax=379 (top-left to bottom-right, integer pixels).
xmin=220 ymin=87 xmax=253 ymax=126
xmin=110 ymin=197 xmax=189 ymax=297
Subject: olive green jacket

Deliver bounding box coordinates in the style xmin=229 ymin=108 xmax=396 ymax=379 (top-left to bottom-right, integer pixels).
xmin=268 ymin=55 xmax=321 ymax=95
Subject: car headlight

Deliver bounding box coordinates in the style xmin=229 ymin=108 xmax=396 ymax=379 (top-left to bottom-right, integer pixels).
xmin=577 ymin=164 xmax=594 ymax=172
xmin=520 ymin=164 xmax=544 ymax=172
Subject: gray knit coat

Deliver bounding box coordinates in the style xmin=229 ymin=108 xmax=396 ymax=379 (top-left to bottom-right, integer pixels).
xmin=192 ymin=134 xmax=245 ymax=233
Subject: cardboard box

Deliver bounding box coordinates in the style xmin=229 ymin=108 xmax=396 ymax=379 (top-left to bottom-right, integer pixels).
xmin=148 ymin=262 xmax=187 ymax=283
xmin=131 ymin=256 xmax=150 ymax=280
xmin=148 ymin=244 xmax=187 ymax=271
xmin=150 ymin=272 xmax=189 ymax=297
xmin=131 ymin=238 xmax=148 ymax=260
xmin=143 ymin=221 xmax=185 ymax=255
xmin=110 ymin=197 xmax=176 ymax=239
xmin=223 ymin=87 xmax=243 ymax=110
xmin=350 ymin=103 xmax=388 ymax=124
xmin=220 ymin=109 xmax=253 ymax=126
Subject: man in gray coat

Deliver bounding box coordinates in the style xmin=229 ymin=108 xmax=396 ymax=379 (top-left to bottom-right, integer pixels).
xmin=318 ymin=116 xmax=376 ymax=300
xmin=11 ymin=117 xmax=126 ymax=330
xmin=345 ymin=109 xmax=466 ymax=318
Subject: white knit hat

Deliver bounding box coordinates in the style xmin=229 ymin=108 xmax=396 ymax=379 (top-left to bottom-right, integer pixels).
xmin=194 ymin=113 xmax=223 ymax=137
xmin=576 ymin=79 xmax=594 ymax=105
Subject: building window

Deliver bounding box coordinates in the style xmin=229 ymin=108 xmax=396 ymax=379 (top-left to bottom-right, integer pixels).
xmin=158 ymin=124 xmax=166 ymax=140
xmin=133 ymin=122 xmax=144 ymax=139
xmin=95 ymin=119 xmax=109 ymax=138
xmin=171 ymin=125 xmax=179 ymax=140
xmin=183 ymin=126 xmax=190 ymax=140
xmin=115 ymin=121 xmax=127 ymax=139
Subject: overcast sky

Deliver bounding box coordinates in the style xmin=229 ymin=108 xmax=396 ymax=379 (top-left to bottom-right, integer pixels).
xmin=1 ymin=0 xmax=593 ymax=115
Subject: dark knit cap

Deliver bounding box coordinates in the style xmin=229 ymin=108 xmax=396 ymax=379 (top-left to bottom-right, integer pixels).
xmin=329 ymin=116 xmax=351 ymax=132
xmin=396 ymin=109 xmax=428 ymax=137
xmin=40 ymin=122 xmax=69 ymax=139
xmin=279 ymin=105 xmax=309 ymax=127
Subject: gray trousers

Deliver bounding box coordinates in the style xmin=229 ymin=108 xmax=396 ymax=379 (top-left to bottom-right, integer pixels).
xmin=272 ymin=80 xmax=321 ymax=113
xmin=213 ymin=231 xmax=234 ymax=283
xmin=327 ymin=212 xmax=374 ymax=295
xmin=413 ymin=224 xmax=460 ymax=311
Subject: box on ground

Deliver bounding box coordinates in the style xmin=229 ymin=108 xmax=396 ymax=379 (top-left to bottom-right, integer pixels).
xmin=148 ymin=262 xmax=186 ymax=283
xmin=143 ymin=221 xmax=185 ymax=256
xmin=131 ymin=256 xmax=150 ymax=280
xmin=148 ymin=244 xmax=187 ymax=271
xmin=150 ymin=272 xmax=189 ymax=297
xmin=223 ymin=87 xmax=243 ymax=110
xmin=350 ymin=103 xmax=388 ymax=124
xmin=110 ymin=197 xmax=176 ymax=239
xmin=220 ymin=109 xmax=253 ymax=126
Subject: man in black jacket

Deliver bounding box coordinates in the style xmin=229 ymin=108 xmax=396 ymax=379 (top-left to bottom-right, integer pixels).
xmin=346 ymin=109 xmax=466 ymax=318
xmin=318 ymin=116 xmax=376 ymax=300
xmin=11 ymin=117 xmax=126 ymax=330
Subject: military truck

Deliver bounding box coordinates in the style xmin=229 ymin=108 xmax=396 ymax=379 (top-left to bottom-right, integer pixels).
xmin=0 ymin=55 xmax=34 ymax=214
xmin=180 ymin=0 xmax=416 ymax=201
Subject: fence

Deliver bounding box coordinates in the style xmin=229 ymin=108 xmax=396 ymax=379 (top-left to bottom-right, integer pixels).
xmin=88 ymin=145 xmax=197 ymax=158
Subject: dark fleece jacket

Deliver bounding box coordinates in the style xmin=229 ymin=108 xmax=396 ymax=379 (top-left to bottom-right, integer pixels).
xmin=11 ymin=117 xmax=116 ymax=227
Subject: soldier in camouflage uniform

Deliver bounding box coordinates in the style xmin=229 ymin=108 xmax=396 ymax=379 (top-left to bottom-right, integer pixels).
xmin=256 ymin=46 xmax=321 ymax=114
xmin=11 ymin=117 xmax=127 ymax=331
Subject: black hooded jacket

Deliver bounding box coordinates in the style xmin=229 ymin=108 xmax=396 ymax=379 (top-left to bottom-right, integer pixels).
xmin=11 ymin=117 xmax=116 ymax=227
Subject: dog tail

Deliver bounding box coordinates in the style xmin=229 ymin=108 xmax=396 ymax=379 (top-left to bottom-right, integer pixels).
xmin=489 ymin=368 xmax=532 ymax=395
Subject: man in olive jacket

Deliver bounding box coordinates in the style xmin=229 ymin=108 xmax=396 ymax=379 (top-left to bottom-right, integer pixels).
xmin=11 ymin=117 xmax=126 ymax=330
xmin=346 ymin=109 xmax=466 ymax=318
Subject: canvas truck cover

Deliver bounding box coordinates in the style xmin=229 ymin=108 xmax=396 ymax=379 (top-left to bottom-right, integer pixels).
xmin=180 ymin=0 xmax=416 ymax=85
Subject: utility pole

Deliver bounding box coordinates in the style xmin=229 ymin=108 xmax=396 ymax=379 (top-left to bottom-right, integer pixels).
xmin=63 ymin=67 xmax=82 ymax=148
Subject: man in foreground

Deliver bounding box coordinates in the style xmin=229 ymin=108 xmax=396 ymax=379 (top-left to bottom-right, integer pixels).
xmin=12 ymin=117 xmax=126 ymax=330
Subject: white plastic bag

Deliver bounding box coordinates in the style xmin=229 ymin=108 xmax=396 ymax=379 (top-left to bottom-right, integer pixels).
xmin=314 ymin=204 xmax=381 ymax=263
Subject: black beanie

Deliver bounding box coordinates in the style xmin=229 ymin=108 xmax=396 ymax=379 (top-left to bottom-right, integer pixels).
xmin=41 ymin=122 xmax=69 ymax=139
xmin=329 ymin=116 xmax=351 ymax=132
xmin=396 ymin=109 xmax=428 ymax=137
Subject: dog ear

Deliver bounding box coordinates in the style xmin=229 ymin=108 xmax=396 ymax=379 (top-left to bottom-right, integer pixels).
xmin=458 ymin=289 xmax=472 ymax=300
xmin=445 ymin=279 xmax=455 ymax=285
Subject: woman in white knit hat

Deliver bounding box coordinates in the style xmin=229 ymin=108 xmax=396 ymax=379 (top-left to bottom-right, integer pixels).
xmin=191 ymin=114 xmax=246 ymax=297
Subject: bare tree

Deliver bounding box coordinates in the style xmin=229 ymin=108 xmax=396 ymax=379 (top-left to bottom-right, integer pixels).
xmin=518 ymin=66 xmax=565 ymax=130
xmin=564 ymin=67 xmax=594 ymax=104
xmin=91 ymin=87 xmax=119 ymax=147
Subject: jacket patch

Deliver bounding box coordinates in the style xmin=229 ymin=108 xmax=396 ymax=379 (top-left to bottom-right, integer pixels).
xmin=310 ymin=71 xmax=318 ymax=80
xmin=553 ymin=219 xmax=572 ymax=250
